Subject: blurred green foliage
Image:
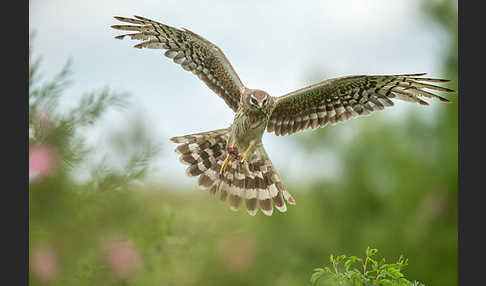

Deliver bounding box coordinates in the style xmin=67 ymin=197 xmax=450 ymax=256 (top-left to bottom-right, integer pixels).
xmin=29 ymin=0 xmax=457 ymax=285
xmin=311 ymin=247 xmax=425 ymax=286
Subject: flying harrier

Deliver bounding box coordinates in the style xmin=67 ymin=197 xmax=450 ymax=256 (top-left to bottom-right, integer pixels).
xmin=112 ymin=15 xmax=455 ymax=216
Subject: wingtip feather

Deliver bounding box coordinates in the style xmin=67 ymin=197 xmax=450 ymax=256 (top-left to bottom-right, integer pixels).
xmin=418 ymin=99 xmax=429 ymax=106
xmin=438 ymin=96 xmax=451 ymax=103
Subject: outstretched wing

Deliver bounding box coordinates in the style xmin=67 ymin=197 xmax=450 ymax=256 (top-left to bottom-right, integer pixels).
xmin=267 ymin=73 xmax=455 ymax=136
xmin=111 ymin=16 xmax=245 ymax=112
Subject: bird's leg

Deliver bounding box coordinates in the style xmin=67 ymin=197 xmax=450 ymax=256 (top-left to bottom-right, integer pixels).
xmin=238 ymin=143 xmax=254 ymax=163
xmin=219 ymin=145 xmax=240 ymax=174
xmin=219 ymin=154 xmax=230 ymax=175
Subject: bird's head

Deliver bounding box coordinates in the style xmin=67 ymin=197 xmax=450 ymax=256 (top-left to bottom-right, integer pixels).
xmin=242 ymin=89 xmax=274 ymax=114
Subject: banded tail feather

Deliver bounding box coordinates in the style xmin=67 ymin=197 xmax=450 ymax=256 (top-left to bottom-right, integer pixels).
xmin=170 ymin=128 xmax=295 ymax=216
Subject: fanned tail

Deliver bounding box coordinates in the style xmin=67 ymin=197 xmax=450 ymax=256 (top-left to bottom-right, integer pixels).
xmin=170 ymin=128 xmax=295 ymax=216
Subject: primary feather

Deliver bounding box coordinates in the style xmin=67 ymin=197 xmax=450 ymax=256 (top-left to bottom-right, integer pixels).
xmin=267 ymin=73 xmax=455 ymax=136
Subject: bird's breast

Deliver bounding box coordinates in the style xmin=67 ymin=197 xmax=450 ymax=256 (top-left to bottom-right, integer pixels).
xmin=231 ymin=110 xmax=268 ymax=151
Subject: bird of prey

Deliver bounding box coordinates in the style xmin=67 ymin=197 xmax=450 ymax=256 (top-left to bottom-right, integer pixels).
xmin=111 ymin=15 xmax=455 ymax=216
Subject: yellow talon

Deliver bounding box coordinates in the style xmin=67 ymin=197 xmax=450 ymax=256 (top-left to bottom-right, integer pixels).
xmin=220 ymin=143 xmax=252 ymax=173
xmin=239 ymin=152 xmax=248 ymax=163
xmin=219 ymin=154 xmax=230 ymax=174
xmin=238 ymin=145 xmax=253 ymax=163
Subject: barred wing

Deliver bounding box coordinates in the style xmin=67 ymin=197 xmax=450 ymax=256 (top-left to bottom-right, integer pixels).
xmin=267 ymin=73 xmax=455 ymax=136
xmin=112 ymin=16 xmax=245 ymax=112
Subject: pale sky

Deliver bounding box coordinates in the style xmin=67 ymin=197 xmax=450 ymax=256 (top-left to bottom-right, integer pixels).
xmin=29 ymin=0 xmax=449 ymax=187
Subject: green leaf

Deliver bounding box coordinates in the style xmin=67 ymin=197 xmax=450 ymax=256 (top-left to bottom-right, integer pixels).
xmin=366 ymin=247 xmax=378 ymax=258
xmin=336 ymin=254 xmax=346 ymax=264
xmin=345 ymin=258 xmax=356 ymax=271
xmin=310 ymin=247 xmax=426 ymax=286
xmin=310 ymin=269 xmax=325 ymax=285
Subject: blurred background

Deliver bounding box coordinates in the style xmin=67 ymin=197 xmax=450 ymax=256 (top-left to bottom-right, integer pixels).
xmin=29 ymin=0 xmax=457 ymax=285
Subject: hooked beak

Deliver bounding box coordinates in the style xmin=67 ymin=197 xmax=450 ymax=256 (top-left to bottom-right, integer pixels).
xmin=257 ymin=102 xmax=263 ymax=109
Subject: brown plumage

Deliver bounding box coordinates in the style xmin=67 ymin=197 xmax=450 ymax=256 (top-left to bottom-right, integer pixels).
xmin=111 ymin=15 xmax=244 ymax=112
xmin=112 ymin=16 xmax=456 ymax=216
xmin=267 ymin=74 xmax=455 ymax=136
xmin=170 ymin=129 xmax=294 ymax=216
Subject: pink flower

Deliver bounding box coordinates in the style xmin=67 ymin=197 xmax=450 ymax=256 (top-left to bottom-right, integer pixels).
xmin=104 ymin=238 xmax=142 ymax=279
xmin=29 ymin=145 xmax=58 ymax=182
xmin=31 ymin=247 xmax=59 ymax=282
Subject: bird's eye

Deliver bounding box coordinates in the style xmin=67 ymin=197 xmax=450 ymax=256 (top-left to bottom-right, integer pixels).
xmin=250 ymin=98 xmax=257 ymax=105
xmin=263 ymin=98 xmax=267 ymax=105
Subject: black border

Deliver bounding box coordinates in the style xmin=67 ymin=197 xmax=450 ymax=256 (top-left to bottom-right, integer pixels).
xmin=9 ymin=0 xmax=29 ymax=284
xmin=458 ymin=1 xmax=482 ymax=285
